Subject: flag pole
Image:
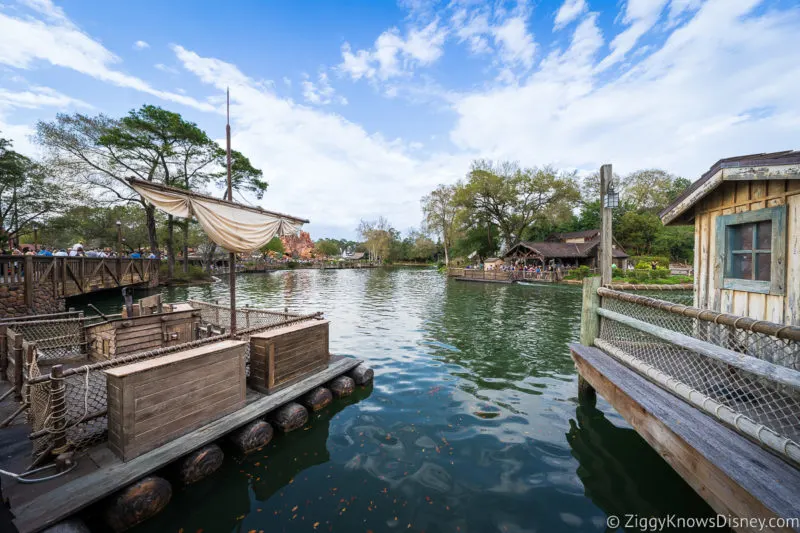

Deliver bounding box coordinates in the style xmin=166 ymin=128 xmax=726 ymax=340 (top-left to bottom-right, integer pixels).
xmin=226 ymin=87 xmax=237 ymax=335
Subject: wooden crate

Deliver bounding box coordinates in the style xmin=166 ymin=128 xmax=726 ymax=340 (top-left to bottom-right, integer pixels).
xmin=105 ymin=339 xmax=246 ymax=461
xmin=86 ymin=310 xmax=200 ymax=362
xmin=249 ymin=320 xmax=330 ymax=394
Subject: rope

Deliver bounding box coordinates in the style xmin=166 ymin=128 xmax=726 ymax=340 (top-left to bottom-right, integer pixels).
xmin=0 ymin=462 xmax=78 ymax=484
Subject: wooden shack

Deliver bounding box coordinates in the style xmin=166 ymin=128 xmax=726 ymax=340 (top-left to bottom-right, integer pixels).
xmin=86 ymin=309 xmax=200 ymax=361
xmin=106 ymin=339 xmax=247 ymax=461
xmin=249 ymin=319 xmax=330 ymax=394
xmin=660 ymin=150 xmax=800 ymax=324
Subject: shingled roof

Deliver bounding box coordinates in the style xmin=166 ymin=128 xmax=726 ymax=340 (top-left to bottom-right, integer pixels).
xmin=545 ymin=229 xmax=600 ymax=242
xmin=505 ymin=240 xmax=628 ymax=259
xmin=660 ymin=150 xmax=800 ymax=225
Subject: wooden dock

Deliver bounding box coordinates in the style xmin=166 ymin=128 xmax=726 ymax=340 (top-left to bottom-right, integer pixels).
xmin=4 ymin=355 xmax=362 ymax=533
xmin=571 ymin=344 xmax=800 ymax=532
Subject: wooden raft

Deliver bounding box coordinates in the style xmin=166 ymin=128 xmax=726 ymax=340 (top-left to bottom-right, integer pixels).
xmin=86 ymin=310 xmax=200 ymax=362
xmin=570 ymin=343 xmax=800 ymax=533
xmin=249 ymin=319 xmax=330 ymax=394
xmin=106 ymin=339 xmax=246 ymax=461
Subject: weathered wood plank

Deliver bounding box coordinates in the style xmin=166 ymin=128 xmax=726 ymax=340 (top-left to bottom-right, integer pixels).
xmin=570 ymin=343 xmax=800 ymax=532
xmin=13 ymin=356 xmax=362 ymax=533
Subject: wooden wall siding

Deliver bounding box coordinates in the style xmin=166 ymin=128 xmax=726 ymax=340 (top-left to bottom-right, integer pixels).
xmin=693 ymin=180 xmax=800 ymax=324
xmin=106 ymin=339 xmax=246 ymax=461
xmin=86 ymin=311 xmax=200 ymax=362
xmin=249 ymin=320 xmax=330 ymax=394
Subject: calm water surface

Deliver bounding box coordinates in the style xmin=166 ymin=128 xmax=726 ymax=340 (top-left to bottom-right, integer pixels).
xmin=79 ymin=268 xmax=716 ymax=532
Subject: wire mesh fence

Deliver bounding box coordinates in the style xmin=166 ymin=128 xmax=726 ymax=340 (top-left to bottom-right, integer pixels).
xmin=8 ymin=317 xmax=86 ymax=363
xmin=596 ymin=288 xmax=800 ymax=464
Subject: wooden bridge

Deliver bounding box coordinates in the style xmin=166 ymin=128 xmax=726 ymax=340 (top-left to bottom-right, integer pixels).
xmin=0 ymin=256 xmax=158 ymax=311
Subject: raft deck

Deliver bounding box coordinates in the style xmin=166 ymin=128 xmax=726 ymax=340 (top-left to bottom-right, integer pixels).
xmin=570 ymin=343 xmax=800 ymax=532
xmin=4 ymin=354 xmax=362 ymax=533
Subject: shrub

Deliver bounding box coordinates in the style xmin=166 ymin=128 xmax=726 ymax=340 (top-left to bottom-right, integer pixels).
xmin=630 ymin=256 xmax=669 ymax=268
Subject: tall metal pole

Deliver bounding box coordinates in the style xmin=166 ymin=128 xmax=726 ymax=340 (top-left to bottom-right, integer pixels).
xmin=226 ymin=88 xmax=237 ymax=335
xmin=600 ymin=164 xmax=613 ymax=286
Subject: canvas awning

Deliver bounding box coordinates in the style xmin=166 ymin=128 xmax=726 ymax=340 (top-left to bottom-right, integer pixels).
xmin=128 ymin=178 xmax=309 ymax=253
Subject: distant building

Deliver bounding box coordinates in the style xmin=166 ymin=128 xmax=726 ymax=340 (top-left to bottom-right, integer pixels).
xmin=504 ymin=230 xmax=628 ymax=269
xmin=483 ymin=257 xmax=505 ymax=270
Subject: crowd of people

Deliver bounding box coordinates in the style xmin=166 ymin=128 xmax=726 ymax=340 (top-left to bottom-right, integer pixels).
xmin=4 ymin=243 xmax=158 ymax=259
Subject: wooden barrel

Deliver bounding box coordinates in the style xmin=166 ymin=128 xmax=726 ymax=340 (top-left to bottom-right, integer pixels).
xmin=41 ymin=518 xmax=91 ymax=533
xmin=329 ymin=375 xmax=355 ymax=398
xmin=269 ymin=402 xmax=308 ymax=432
xmin=105 ymin=476 xmax=171 ymax=532
xmin=177 ymin=444 xmax=224 ymax=485
xmin=229 ymin=420 xmax=274 ymax=454
xmin=348 ymin=365 xmax=374 ymax=386
xmin=300 ymin=387 xmax=333 ymax=412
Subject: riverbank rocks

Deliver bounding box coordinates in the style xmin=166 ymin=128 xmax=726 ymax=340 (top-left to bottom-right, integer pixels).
xmin=105 ymin=476 xmax=171 ymax=532
xmin=177 ymin=444 xmax=224 ymax=485
xmin=230 ymin=420 xmax=274 ymax=454
xmin=329 ymin=375 xmax=355 ymax=398
xmin=269 ymin=402 xmax=308 ymax=432
xmin=301 ymin=387 xmax=333 ymax=412
xmin=347 ymin=365 xmax=374 ymax=386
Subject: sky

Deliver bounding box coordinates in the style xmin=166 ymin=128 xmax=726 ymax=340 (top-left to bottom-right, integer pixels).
xmin=0 ymin=0 xmax=798 ymax=239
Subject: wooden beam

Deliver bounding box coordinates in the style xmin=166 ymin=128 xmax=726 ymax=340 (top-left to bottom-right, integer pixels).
xmin=12 ymin=356 xmax=363 ymax=533
xmin=600 ymin=164 xmax=613 ymax=286
xmin=570 ymin=344 xmax=800 ymax=533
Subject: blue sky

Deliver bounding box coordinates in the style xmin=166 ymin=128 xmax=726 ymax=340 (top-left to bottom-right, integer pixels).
xmin=1 ymin=0 xmax=799 ymax=239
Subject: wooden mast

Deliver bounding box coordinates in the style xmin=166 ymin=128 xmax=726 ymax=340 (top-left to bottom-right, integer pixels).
xmin=226 ymin=88 xmax=237 ymax=335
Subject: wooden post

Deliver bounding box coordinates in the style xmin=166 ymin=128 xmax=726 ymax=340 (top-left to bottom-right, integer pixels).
xmin=13 ymin=334 xmax=23 ymax=400
xmin=50 ymin=364 xmax=67 ymax=453
xmin=24 ymin=342 xmax=35 ymax=402
xmin=0 ymin=325 xmax=6 ymax=381
xmin=24 ymin=255 xmax=33 ymax=310
xmin=578 ymin=276 xmax=601 ymax=406
xmin=61 ymin=258 xmax=67 ymax=297
xmin=600 ymin=164 xmax=613 ymax=286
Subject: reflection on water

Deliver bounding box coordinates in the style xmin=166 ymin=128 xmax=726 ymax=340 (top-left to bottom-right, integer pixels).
xmin=74 ymin=269 xmax=717 ymax=532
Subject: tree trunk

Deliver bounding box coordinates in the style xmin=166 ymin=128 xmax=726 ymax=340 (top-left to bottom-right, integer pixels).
xmin=182 ymin=219 xmax=189 ymax=274
xmin=167 ymin=214 xmax=175 ymax=279
xmin=203 ymin=242 xmax=217 ymax=273
xmin=145 ymin=204 xmax=158 ymax=255
xmin=444 ymin=243 xmax=449 ymax=266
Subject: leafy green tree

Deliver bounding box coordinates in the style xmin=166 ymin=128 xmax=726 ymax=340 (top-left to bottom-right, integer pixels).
xmin=0 ymin=137 xmax=63 ymax=249
xmin=260 ymin=236 xmax=285 ymax=256
xmin=421 ymin=184 xmax=458 ymax=265
xmin=314 ymin=239 xmax=340 ymax=258
xmin=357 ymin=217 xmax=395 ymax=263
xmin=653 ymin=225 xmax=694 ymax=263
xmin=455 ymin=160 xmax=580 ymax=248
xmin=616 ymin=211 xmax=664 ymax=255
xmin=622 ymin=169 xmax=686 ymax=214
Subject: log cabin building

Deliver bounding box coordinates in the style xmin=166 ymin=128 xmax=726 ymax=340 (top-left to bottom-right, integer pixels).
xmin=503 ymin=229 xmax=628 ymax=269
xmin=659 ymin=150 xmax=800 ymax=324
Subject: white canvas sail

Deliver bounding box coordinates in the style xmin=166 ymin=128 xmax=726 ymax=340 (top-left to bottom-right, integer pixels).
xmin=128 ymin=178 xmax=308 ymax=253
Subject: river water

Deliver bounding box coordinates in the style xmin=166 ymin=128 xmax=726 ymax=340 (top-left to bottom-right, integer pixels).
xmin=79 ymin=268 xmax=717 ymax=532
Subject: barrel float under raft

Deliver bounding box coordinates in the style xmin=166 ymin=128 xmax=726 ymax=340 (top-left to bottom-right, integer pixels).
xmin=269 ymin=402 xmax=308 ymax=432
xmin=105 ymin=476 xmax=172 ymax=532
xmin=229 ymin=420 xmax=274 ymax=454
xmin=41 ymin=518 xmax=91 ymax=533
xmin=329 ymin=375 xmax=355 ymax=398
xmin=177 ymin=444 xmax=225 ymax=485
xmin=300 ymin=387 xmax=333 ymax=412
xmin=347 ymin=365 xmax=374 ymax=386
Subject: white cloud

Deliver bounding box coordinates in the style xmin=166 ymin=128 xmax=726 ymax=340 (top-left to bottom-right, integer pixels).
xmin=450 ymin=0 xmax=800 ymax=181
xmin=0 ymin=85 xmax=90 ymax=109
xmin=554 ymin=0 xmax=588 ymax=30
xmin=154 ymin=63 xmax=179 ymax=74
xmin=338 ymin=20 xmax=446 ymax=81
xmin=173 ymin=45 xmax=468 ymax=236
xmin=596 ymin=0 xmax=669 ymax=71
xmin=133 ymin=40 xmax=150 ymax=50
xmin=492 ymin=16 xmax=536 ymax=71
xmin=0 ymin=3 xmax=213 ymax=112
xmin=301 ymin=72 xmax=346 ymax=105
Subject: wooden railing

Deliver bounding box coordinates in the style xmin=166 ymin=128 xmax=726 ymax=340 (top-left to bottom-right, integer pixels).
xmin=0 ymin=256 xmax=157 ymax=302
xmin=447 ymin=268 xmax=562 ymax=282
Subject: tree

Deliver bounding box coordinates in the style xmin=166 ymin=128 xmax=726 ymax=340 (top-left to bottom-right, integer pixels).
xmin=357 ymin=217 xmax=394 ymax=263
xmin=616 ymin=212 xmax=664 ymax=256
xmin=314 ymin=239 xmax=340 ymax=258
xmin=0 ymin=137 xmax=63 ymax=249
xmin=260 ymin=236 xmax=285 ymax=257
xmin=622 ymin=169 xmax=686 ymax=214
xmin=421 ymin=184 xmax=458 ymax=266
xmin=455 ymin=160 xmax=580 ymax=249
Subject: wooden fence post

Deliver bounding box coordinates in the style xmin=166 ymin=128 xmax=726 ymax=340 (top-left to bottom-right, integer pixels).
xmin=578 ymin=276 xmax=601 ymax=406
xmin=24 ymin=255 xmax=34 ymax=310
xmin=0 ymin=325 xmax=6 ymax=381
xmin=24 ymin=342 xmax=35 ymax=403
xmin=50 ymin=364 xmax=67 ymax=453
xmin=13 ymin=333 xmax=23 ymax=400
xmin=61 ymin=258 xmax=67 ymax=298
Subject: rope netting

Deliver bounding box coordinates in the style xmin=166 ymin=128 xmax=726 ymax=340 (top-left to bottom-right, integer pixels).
xmin=596 ymin=289 xmax=800 ymax=464
xmin=9 ymin=317 xmax=86 ymax=363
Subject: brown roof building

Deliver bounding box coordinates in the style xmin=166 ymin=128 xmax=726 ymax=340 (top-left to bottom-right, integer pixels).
xmin=504 ymin=230 xmax=628 ymax=268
